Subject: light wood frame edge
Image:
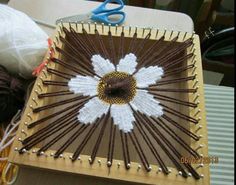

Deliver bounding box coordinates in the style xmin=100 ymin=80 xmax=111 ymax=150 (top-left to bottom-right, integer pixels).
xmin=8 ymin=24 xmax=210 ymax=185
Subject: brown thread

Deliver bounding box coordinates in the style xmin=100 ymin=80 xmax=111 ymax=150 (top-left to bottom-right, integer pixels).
xmin=65 ymin=27 xmax=93 ymax=57
xmin=142 ymin=114 xmax=200 ymax=179
xmin=54 ymin=124 xmax=89 ymax=158
xmin=94 ymin=29 xmax=110 ymax=59
xmin=150 ymin=92 xmax=197 ymax=108
xmin=134 ymin=114 xmax=169 ymax=174
xmin=72 ymin=115 xmax=105 ymax=161
xmin=153 ymin=75 xmax=195 ymax=86
xmin=163 ymin=53 xmax=194 ymax=70
xmin=51 ymin=58 xmax=87 ymax=76
xmin=156 ymin=39 xmax=192 ymax=66
xmin=161 ymin=104 xmax=199 ymax=124
xmin=33 ymin=95 xmax=87 ymax=113
xmin=120 ymin=131 xmax=130 ymax=169
xmin=107 ymin=122 xmax=116 ymax=167
xmin=47 ymin=68 xmax=75 ymax=80
xmin=118 ymin=31 xmax=125 ymax=61
xmin=143 ymin=87 xmax=197 ymax=93
xmin=128 ymin=32 xmax=138 ymax=53
xmin=59 ymin=35 xmax=91 ymax=65
xmin=152 ymin=117 xmax=200 ymax=158
xmin=136 ymin=36 xmax=165 ymax=69
xmin=43 ymin=80 xmax=68 ymax=87
xmin=81 ymin=28 xmax=100 ymax=55
xmin=128 ymin=132 xmax=151 ymax=172
xmin=23 ymin=108 xmax=80 ymax=144
xmin=136 ymin=112 xmax=188 ymax=178
xmin=55 ymin=47 xmax=97 ymax=77
xmin=163 ymin=64 xmax=194 ymax=78
xmin=108 ymin=31 xmax=116 ymax=64
xmin=19 ymin=117 xmax=77 ymax=152
xmin=36 ymin=120 xmax=80 ymax=155
xmin=90 ymin=111 xmax=110 ymax=164
xmin=133 ymin=32 xmax=151 ymax=57
xmin=162 ymin=114 xmax=199 ymax=141
xmin=38 ymin=90 xmax=73 ymax=98
xmin=27 ymin=96 xmax=91 ymax=128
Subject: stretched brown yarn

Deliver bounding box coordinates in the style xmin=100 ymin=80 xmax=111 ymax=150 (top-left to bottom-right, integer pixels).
xmin=17 ymin=25 xmax=203 ymax=179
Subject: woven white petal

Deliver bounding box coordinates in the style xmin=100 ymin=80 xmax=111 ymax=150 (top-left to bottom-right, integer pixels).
xmin=134 ymin=66 xmax=163 ymax=88
xmin=78 ymin=97 xmax=109 ymax=124
xmin=130 ymin=90 xmax=163 ymax=117
xmin=111 ymin=104 xmax=135 ymax=133
xmin=68 ymin=75 xmax=99 ymax=96
xmin=91 ymin=54 xmax=115 ymax=77
xmin=117 ymin=53 xmax=137 ymax=74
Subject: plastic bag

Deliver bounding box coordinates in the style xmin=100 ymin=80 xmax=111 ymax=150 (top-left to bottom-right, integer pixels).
xmin=0 ymin=5 xmax=48 ymax=79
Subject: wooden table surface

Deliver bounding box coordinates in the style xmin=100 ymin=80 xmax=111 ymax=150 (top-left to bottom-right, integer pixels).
xmin=7 ymin=1 xmax=194 ymax=184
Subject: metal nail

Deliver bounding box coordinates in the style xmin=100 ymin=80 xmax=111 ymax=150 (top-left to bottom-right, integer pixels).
xmin=176 ymin=171 xmax=182 ymax=176
xmin=195 ymin=144 xmax=204 ymax=151
xmin=196 ymin=163 xmax=204 ymax=169
xmin=21 ymin=129 xmax=27 ymax=136
xmin=137 ymin=164 xmax=141 ymax=171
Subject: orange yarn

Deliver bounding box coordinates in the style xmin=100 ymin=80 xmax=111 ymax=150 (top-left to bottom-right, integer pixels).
xmin=32 ymin=38 xmax=54 ymax=76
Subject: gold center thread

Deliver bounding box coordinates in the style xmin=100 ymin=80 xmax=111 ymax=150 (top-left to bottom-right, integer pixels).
xmin=97 ymin=71 xmax=137 ymax=104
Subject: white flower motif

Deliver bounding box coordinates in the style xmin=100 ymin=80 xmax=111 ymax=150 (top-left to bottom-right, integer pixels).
xmin=68 ymin=53 xmax=164 ymax=133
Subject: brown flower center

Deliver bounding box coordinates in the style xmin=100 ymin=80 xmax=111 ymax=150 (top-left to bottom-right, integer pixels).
xmin=97 ymin=71 xmax=136 ymax=104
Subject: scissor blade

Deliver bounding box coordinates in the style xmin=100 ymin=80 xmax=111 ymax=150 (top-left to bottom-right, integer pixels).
xmin=55 ymin=13 xmax=91 ymax=24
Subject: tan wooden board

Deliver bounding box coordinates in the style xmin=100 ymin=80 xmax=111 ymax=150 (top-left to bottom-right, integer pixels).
xmin=8 ymin=23 xmax=210 ymax=185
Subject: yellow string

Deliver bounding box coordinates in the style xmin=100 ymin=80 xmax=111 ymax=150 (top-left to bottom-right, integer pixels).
xmin=0 ymin=128 xmax=19 ymax=184
xmin=0 ymin=128 xmax=7 ymax=172
xmin=1 ymin=162 xmax=19 ymax=184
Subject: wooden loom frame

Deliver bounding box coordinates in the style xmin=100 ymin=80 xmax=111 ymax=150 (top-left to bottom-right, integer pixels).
xmin=8 ymin=23 xmax=210 ymax=185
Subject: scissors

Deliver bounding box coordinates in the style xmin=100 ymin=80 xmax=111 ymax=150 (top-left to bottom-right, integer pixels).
xmin=56 ymin=0 xmax=125 ymax=26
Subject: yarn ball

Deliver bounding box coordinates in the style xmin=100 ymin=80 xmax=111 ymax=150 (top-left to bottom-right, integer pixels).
xmin=0 ymin=4 xmax=48 ymax=79
xmin=0 ymin=65 xmax=25 ymax=123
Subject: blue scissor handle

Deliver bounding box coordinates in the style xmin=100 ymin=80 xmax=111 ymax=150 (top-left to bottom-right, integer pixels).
xmin=92 ymin=0 xmax=124 ymax=14
xmin=91 ymin=11 xmax=125 ymax=26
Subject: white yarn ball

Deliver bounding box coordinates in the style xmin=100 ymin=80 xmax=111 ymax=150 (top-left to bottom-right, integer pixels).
xmin=0 ymin=5 xmax=48 ymax=79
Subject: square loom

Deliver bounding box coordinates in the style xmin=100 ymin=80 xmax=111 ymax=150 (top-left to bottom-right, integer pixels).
xmin=9 ymin=23 xmax=210 ymax=185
